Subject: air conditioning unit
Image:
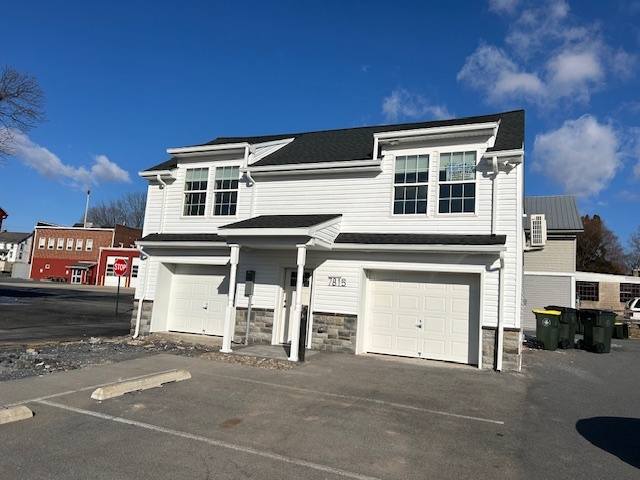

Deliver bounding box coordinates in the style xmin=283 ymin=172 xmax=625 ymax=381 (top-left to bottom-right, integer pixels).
xmin=530 ymin=214 xmax=547 ymax=247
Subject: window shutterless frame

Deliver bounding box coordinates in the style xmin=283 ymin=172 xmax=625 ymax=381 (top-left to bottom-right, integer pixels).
xmin=392 ymin=154 xmax=429 ymax=215
xmin=183 ymin=167 xmax=209 ymax=216
xmin=437 ymin=151 xmax=477 ymax=214
xmin=213 ymin=166 xmax=240 ymax=216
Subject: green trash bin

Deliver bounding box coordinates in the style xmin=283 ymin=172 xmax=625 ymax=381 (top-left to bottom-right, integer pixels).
xmin=612 ymin=322 xmax=629 ymax=339
xmin=578 ymin=309 xmax=616 ymax=353
xmin=533 ymin=309 xmax=561 ymax=351
xmin=545 ymin=305 xmax=578 ymax=349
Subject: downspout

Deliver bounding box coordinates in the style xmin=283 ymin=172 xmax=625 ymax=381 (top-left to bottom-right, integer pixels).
xmin=245 ymin=169 xmax=257 ymax=217
xmin=132 ymin=245 xmax=147 ymax=339
xmin=156 ymin=174 xmax=167 ymax=234
xmin=496 ymin=251 xmax=505 ymax=372
xmin=491 ymin=156 xmax=498 ymax=235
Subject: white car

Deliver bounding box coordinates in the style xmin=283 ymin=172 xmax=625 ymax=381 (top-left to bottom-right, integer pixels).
xmin=623 ymin=297 xmax=640 ymax=320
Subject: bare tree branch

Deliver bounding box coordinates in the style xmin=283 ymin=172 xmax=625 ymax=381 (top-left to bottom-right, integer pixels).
xmin=0 ymin=65 xmax=46 ymax=156
xmin=81 ymin=192 xmax=147 ymax=229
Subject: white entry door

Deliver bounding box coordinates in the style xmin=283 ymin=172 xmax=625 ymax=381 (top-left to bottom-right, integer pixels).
xmin=367 ymin=270 xmax=480 ymax=365
xmin=168 ymin=264 xmax=228 ymax=336
xmin=279 ymin=269 xmax=311 ymax=344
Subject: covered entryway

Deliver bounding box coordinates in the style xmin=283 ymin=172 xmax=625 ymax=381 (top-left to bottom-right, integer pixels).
xmin=168 ymin=264 xmax=228 ymax=335
xmin=366 ymin=270 xmax=480 ymax=364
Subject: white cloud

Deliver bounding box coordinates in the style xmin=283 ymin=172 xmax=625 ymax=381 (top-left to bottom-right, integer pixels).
xmin=382 ymin=88 xmax=453 ymax=123
xmin=532 ymin=115 xmax=622 ymax=198
xmin=632 ymin=127 xmax=640 ymax=181
xmin=457 ymin=44 xmax=544 ymax=103
xmin=488 ymin=0 xmax=521 ymax=14
xmin=458 ymin=0 xmax=636 ymax=109
xmin=3 ymin=129 xmax=131 ymax=188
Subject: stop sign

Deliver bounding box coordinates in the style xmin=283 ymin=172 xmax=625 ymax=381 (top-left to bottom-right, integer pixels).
xmin=113 ymin=258 xmax=128 ymax=277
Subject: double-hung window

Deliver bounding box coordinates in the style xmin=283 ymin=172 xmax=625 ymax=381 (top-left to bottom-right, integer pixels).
xmin=38 ymin=237 xmax=46 ymax=249
xmin=213 ymin=166 xmax=239 ymax=216
xmin=57 ymin=238 xmax=64 ymax=250
xmin=183 ymin=168 xmax=209 ymax=216
xmin=393 ymin=155 xmax=429 ymax=215
xmin=438 ymin=151 xmax=476 ymax=214
xmin=66 ymin=238 xmax=74 ymax=250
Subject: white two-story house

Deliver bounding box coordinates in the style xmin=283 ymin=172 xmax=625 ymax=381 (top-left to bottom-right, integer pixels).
xmin=133 ymin=110 xmax=525 ymax=371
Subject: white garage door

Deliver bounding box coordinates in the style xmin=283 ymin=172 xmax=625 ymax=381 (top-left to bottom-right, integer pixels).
xmin=168 ymin=264 xmax=228 ymax=336
xmin=367 ymin=271 xmax=480 ymax=365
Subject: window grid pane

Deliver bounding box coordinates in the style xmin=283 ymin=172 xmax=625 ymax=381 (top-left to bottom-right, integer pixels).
xmin=393 ymin=155 xmax=429 ymax=215
xmin=213 ymin=166 xmax=239 ymax=216
xmin=577 ymin=281 xmax=599 ymax=301
xmin=620 ymin=283 xmax=640 ymax=302
xmin=438 ymin=151 xmax=476 ymax=214
xmin=183 ymin=168 xmax=209 ymax=216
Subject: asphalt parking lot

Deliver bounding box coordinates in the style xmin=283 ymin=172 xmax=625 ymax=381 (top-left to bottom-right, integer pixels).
xmin=1 ymin=339 xmax=639 ymax=479
xmin=0 ymin=278 xmax=133 ymax=345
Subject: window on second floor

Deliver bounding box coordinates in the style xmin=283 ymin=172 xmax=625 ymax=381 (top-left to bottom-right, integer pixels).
xmin=66 ymin=238 xmax=74 ymax=250
xmin=86 ymin=239 xmax=93 ymax=251
xmin=213 ymin=166 xmax=239 ymax=216
xmin=393 ymin=155 xmax=429 ymax=215
xmin=577 ymin=281 xmax=599 ymax=302
xmin=183 ymin=167 xmax=209 ymax=216
xmin=76 ymin=238 xmax=83 ymax=251
xmin=57 ymin=238 xmax=64 ymax=250
xmin=38 ymin=237 xmax=46 ymax=249
xmin=438 ymin=151 xmax=476 ymax=214
xmin=47 ymin=238 xmax=55 ymax=249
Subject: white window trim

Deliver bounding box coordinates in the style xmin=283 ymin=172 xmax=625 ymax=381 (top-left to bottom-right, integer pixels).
xmin=76 ymin=238 xmax=83 ymax=251
xmin=85 ymin=239 xmax=93 ymax=251
xmin=212 ymin=165 xmax=241 ymax=217
xmin=181 ymin=167 xmax=210 ymax=218
xmin=47 ymin=238 xmax=55 ymax=249
xmin=38 ymin=237 xmax=46 ymax=249
xmin=435 ymin=148 xmax=480 ymax=217
xmin=66 ymin=238 xmax=74 ymax=250
xmin=57 ymin=238 xmax=64 ymax=250
xmin=391 ymin=153 xmax=429 ymax=216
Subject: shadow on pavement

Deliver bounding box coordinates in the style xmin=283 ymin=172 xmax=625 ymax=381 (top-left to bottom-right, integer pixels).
xmin=576 ymin=417 xmax=640 ymax=469
xmin=0 ymin=288 xmax=53 ymax=298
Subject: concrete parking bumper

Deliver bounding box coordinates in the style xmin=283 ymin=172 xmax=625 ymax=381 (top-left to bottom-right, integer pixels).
xmin=0 ymin=405 xmax=33 ymax=425
xmin=90 ymin=369 xmax=191 ymax=400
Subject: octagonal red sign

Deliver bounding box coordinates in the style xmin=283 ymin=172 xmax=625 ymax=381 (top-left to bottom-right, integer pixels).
xmin=113 ymin=258 xmax=128 ymax=277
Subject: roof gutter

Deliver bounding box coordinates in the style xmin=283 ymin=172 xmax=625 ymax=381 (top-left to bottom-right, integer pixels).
xmin=242 ymin=159 xmax=381 ymax=176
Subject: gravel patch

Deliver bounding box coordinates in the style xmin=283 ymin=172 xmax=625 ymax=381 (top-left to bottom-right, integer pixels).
xmin=0 ymin=336 xmax=294 ymax=382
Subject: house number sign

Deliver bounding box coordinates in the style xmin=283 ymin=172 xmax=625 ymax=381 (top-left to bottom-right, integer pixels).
xmin=328 ymin=276 xmax=347 ymax=287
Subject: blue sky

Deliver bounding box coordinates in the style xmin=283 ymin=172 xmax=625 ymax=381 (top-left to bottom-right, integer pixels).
xmin=1 ymin=0 xmax=639 ymax=245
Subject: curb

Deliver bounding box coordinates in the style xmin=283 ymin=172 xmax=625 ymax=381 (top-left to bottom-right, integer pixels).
xmin=91 ymin=369 xmax=191 ymax=400
xmin=0 ymin=405 xmax=34 ymax=425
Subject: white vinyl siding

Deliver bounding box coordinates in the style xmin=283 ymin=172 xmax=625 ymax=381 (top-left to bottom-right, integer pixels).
xmin=524 ymin=238 xmax=577 ymax=273
xmin=523 ymin=275 xmax=573 ymax=330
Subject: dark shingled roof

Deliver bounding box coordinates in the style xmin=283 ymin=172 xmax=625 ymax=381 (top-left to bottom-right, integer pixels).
xmin=0 ymin=232 xmax=32 ymax=244
xmin=334 ymin=233 xmax=507 ymax=246
xmin=219 ymin=214 xmax=342 ymax=230
xmin=145 ymin=110 xmax=524 ymax=172
xmin=524 ymin=196 xmax=583 ymax=232
xmin=140 ymin=233 xmax=226 ymax=243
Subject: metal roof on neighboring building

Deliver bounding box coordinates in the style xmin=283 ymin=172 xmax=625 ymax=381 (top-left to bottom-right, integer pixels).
xmin=524 ymin=195 xmax=583 ymax=232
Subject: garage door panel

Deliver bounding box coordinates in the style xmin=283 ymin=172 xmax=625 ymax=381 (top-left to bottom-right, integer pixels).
xmin=367 ymin=270 xmax=479 ymax=365
xmin=397 ymin=336 xmax=419 ymax=353
xmin=398 ymin=294 xmax=420 ymax=310
xmin=397 ymin=314 xmax=419 ymax=330
xmin=423 ymin=317 xmax=445 ymax=333
xmin=168 ymin=265 xmax=228 ymax=336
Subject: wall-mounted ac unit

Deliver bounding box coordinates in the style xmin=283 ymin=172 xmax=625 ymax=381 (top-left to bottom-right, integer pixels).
xmin=530 ymin=214 xmax=547 ymax=247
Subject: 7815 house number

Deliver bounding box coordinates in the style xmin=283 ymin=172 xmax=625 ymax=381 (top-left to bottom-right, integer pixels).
xmin=328 ymin=276 xmax=347 ymax=287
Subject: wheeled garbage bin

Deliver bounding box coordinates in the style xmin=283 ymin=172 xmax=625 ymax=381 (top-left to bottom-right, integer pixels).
xmin=533 ymin=309 xmax=561 ymax=351
xmin=578 ymin=309 xmax=616 ymax=353
xmin=545 ymin=305 xmax=578 ymax=349
xmin=612 ymin=322 xmax=629 ymax=339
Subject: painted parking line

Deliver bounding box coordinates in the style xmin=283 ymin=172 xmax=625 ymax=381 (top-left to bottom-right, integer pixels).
xmin=3 ymin=369 xmax=187 ymax=409
xmin=207 ymin=373 xmax=505 ymax=425
xmin=36 ymin=399 xmax=381 ymax=480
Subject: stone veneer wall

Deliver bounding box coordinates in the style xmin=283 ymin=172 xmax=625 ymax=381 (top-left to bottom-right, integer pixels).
xmin=234 ymin=308 xmax=274 ymax=345
xmin=311 ymin=312 xmax=357 ymax=353
xmin=130 ymin=299 xmax=154 ymax=336
xmin=482 ymin=327 xmax=522 ymax=371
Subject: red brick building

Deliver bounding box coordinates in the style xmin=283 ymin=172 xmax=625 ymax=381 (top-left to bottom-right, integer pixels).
xmin=30 ymin=223 xmax=142 ymax=284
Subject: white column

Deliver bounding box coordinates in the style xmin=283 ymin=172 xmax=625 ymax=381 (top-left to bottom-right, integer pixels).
xmin=221 ymin=244 xmax=240 ymax=353
xmin=288 ymin=244 xmax=307 ymax=362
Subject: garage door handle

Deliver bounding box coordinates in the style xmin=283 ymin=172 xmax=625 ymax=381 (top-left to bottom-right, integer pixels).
xmin=416 ymin=320 xmax=423 ymax=329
